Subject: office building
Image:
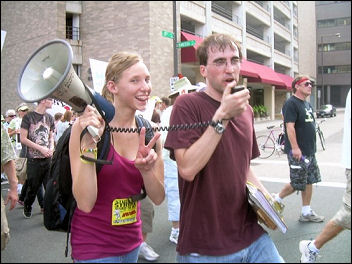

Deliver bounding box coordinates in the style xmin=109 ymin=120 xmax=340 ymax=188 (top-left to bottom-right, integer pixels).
xmin=316 ymin=1 xmax=351 ymax=108
xmin=1 ymin=1 xmax=316 ymax=119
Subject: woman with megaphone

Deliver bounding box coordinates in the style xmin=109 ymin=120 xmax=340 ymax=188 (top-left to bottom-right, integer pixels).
xmin=69 ymin=52 xmax=165 ymax=263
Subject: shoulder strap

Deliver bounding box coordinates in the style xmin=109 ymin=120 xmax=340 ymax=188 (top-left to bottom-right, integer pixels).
xmin=79 ymin=126 xmax=112 ymax=166
xmin=96 ymin=126 xmax=111 ymax=173
xmin=135 ymin=114 xmax=155 ymax=150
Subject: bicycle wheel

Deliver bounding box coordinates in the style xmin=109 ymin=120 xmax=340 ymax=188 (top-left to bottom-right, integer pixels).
xmin=317 ymin=129 xmax=326 ymax=150
xmin=256 ymin=135 xmax=275 ymax=159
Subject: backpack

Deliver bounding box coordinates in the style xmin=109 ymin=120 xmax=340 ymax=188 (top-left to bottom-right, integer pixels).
xmin=43 ymin=114 xmax=154 ymax=256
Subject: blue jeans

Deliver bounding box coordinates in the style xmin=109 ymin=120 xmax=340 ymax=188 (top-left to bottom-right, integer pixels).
xmin=176 ymin=233 xmax=284 ymax=263
xmin=74 ymin=245 xmax=140 ymax=263
xmin=164 ymin=158 xmax=180 ymax=222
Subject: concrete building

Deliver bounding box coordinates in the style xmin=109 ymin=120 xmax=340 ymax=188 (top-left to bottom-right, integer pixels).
xmin=1 ymin=1 xmax=316 ymax=120
xmin=316 ymin=1 xmax=351 ymax=108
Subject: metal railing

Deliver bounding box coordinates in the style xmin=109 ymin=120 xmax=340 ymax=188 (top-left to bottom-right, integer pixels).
xmin=66 ymin=26 xmax=80 ymax=40
xmin=212 ymin=2 xmax=232 ymax=21
xmin=246 ymin=25 xmax=264 ymax=41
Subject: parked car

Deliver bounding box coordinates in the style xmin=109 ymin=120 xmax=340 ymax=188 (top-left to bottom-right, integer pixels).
xmin=316 ymin=104 xmax=336 ymax=118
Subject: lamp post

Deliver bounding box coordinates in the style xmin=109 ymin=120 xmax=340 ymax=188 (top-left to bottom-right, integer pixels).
xmin=320 ymin=32 xmax=340 ymax=108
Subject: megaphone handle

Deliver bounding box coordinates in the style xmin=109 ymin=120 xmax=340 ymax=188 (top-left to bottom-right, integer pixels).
xmin=87 ymin=125 xmax=101 ymax=143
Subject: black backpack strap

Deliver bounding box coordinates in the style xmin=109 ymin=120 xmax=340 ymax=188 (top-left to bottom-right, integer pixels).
xmin=135 ymin=114 xmax=156 ymax=150
xmin=129 ymin=186 xmax=147 ymax=202
xmin=79 ymin=126 xmax=112 ymax=166
xmin=64 ymin=200 xmax=76 ymax=258
xmin=96 ymin=127 xmax=112 ymax=173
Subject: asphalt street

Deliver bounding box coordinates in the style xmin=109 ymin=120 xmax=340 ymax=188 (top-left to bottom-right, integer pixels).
xmin=1 ymin=108 xmax=350 ymax=263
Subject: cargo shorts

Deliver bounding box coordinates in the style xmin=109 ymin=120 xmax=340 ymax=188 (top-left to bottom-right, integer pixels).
xmin=331 ymin=169 xmax=351 ymax=230
xmin=287 ymin=154 xmax=321 ymax=191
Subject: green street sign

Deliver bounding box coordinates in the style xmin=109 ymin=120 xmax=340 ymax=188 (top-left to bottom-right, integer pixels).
xmin=162 ymin=30 xmax=174 ymax=39
xmin=176 ymin=40 xmax=196 ymax=48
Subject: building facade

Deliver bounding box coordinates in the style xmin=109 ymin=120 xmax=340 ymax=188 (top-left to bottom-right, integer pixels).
xmin=1 ymin=1 xmax=316 ymax=119
xmin=316 ymin=1 xmax=351 ymax=108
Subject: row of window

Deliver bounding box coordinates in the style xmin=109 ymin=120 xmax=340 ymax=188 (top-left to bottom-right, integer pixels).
xmin=318 ymin=65 xmax=351 ymax=74
xmin=317 ymin=17 xmax=350 ymax=28
xmin=318 ymin=42 xmax=351 ymax=52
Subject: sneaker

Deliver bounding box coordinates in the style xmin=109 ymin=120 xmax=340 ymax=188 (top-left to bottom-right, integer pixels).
xmin=271 ymin=193 xmax=285 ymax=214
xmin=169 ymin=228 xmax=179 ymax=244
xmin=299 ymin=240 xmax=318 ymax=263
xmin=139 ymin=242 xmax=159 ymax=261
xmin=299 ymin=210 xmax=324 ymax=223
xmin=23 ymin=207 xmax=32 ymax=219
xmin=17 ymin=200 xmax=24 ymax=206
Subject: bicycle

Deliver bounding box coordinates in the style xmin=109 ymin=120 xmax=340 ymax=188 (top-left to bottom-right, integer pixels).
xmin=316 ymin=118 xmax=326 ymax=150
xmin=256 ymin=124 xmax=285 ymax=159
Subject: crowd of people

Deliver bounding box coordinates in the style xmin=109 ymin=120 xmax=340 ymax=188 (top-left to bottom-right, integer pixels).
xmin=1 ymin=33 xmax=350 ymax=263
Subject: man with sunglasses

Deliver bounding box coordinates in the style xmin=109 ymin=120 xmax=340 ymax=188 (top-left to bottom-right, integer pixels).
xmin=272 ymin=75 xmax=324 ymax=223
xmin=3 ymin=109 xmax=16 ymax=131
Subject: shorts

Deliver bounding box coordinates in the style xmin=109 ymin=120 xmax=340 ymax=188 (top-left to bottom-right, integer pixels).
xmin=1 ymin=195 xmax=10 ymax=251
xmin=140 ymin=196 xmax=154 ymax=233
xmin=164 ymin=158 xmax=180 ymax=222
xmin=331 ymin=169 xmax=351 ymax=230
xmin=288 ymin=154 xmax=321 ymax=191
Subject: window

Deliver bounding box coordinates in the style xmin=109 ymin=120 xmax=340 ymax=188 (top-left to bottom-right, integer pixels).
xmin=318 ymin=17 xmax=351 ymax=28
xmin=318 ymin=42 xmax=351 ymax=52
xmin=318 ymin=65 xmax=351 ymax=74
xmin=66 ymin=13 xmax=80 ymax=40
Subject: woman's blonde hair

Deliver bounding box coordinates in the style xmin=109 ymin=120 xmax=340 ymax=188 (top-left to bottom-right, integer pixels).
xmin=101 ymin=52 xmax=143 ymax=103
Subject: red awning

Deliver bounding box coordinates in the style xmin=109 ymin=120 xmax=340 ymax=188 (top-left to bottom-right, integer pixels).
xmin=241 ymin=59 xmax=285 ymax=86
xmin=276 ymin=72 xmax=293 ymax=90
xmin=180 ymin=31 xmax=203 ymax=63
xmin=180 ymin=32 xmax=292 ymax=89
xmin=240 ymin=59 xmax=260 ymax=79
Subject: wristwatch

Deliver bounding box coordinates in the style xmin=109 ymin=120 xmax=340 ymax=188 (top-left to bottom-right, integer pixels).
xmin=210 ymin=120 xmax=225 ymax=134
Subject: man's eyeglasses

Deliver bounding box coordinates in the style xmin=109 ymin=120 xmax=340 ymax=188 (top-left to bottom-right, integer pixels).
xmin=303 ymin=82 xmax=313 ymax=87
xmin=8 ymin=115 xmax=16 ymax=118
xmin=209 ymin=57 xmax=240 ymax=69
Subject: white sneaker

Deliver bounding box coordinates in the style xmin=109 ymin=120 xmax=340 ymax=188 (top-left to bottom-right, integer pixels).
xmin=169 ymin=228 xmax=179 ymax=244
xmin=139 ymin=242 xmax=159 ymax=261
xmin=299 ymin=240 xmax=318 ymax=263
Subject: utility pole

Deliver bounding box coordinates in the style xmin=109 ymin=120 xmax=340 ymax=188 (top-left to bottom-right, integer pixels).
xmin=173 ymin=1 xmax=178 ymax=77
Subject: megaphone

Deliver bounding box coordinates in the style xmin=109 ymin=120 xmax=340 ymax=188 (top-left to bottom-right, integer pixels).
xmin=17 ymin=39 xmax=115 ymax=142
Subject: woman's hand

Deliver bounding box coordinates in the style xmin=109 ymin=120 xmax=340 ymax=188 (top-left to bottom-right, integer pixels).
xmin=135 ymin=127 xmax=161 ymax=172
xmin=77 ymin=105 xmax=105 ymax=147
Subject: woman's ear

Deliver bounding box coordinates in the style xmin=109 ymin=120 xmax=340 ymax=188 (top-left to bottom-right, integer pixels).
xmin=107 ymin=80 xmax=118 ymax=94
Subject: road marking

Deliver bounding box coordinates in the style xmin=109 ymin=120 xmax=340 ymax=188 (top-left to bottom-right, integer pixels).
xmin=258 ymin=177 xmax=346 ymax=188
xmin=251 ymin=159 xmax=343 ymax=167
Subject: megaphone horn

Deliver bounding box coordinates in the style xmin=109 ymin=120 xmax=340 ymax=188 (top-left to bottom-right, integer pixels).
xmin=17 ymin=39 xmax=114 ymax=123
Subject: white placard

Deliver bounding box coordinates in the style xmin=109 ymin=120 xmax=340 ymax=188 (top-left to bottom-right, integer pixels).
xmin=1 ymin=30 xmax=7 ymax=52
xmin=170 ymin=76 xmax=179 ymax=91
xmin=89 ymin=58 xmax=108 ymax=94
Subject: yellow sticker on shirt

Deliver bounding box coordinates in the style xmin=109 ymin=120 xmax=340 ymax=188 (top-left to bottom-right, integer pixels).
xmin=112 ymin=198 xmax=137 ymax=226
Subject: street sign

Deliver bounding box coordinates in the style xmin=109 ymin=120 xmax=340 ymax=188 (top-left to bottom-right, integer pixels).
xmin=169 ymin=76 xmax=179 ymax=91
xmin=162 ymin=30 xmax=174 ymax=39
xmin=176 ymin=40 xmax=196 ymax=48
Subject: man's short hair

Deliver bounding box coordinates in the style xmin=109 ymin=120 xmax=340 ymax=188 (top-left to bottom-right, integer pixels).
xmin=196 ymin=33 xmax=242 ymax=66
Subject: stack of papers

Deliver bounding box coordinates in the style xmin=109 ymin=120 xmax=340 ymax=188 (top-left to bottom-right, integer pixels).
xmin=247 ymin=182 xmax=287 ymax=234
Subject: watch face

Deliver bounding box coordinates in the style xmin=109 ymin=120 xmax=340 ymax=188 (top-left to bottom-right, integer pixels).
xmin=215 ymin=123 xmax=225 ymax=134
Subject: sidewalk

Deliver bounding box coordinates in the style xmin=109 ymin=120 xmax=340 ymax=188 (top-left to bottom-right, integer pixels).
xmin=254 ymin=107 xmax=345 ymax=133
xmin=254 ymin=118 xmax=282 ymax=133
